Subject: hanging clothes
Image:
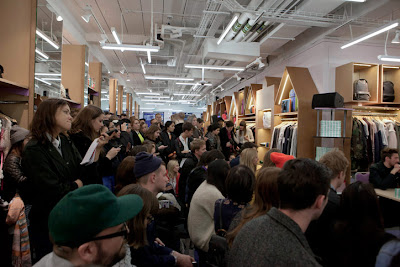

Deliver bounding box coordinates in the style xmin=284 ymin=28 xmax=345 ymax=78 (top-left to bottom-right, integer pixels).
xmin=271 ymin=121 xmax=297 ymax=157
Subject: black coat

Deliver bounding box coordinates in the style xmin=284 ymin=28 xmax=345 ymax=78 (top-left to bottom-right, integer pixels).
xmin=69 ymin=131 xmax=92 ymax=159
xmin=120 ymin=131 xmax=133 ymax=149
xmin=173 ymin=123 xmax=184 ymax=138
xmin=160 ymin=131 xmax=176 ymax=161
xmin=186 ymin=166 xmax=207 ymax=206
xmin=178 ymin=153 xmax=198 ymax=204
xmin=219 ymin=127 xmax=235 ymax=160
xmin=174 ymin=136 xmax=192 ymax=164
xmin=131 ymin=130 xmax=144 ymax=146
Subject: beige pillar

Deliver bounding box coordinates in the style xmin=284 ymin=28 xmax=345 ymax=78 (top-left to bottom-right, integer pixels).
xmin=109 ymin=79 xmax=117 ymax=114
xmin=128 ymin=94 xmax=133 ymax=117
xmin=118 ymin=85 xmax=123 ymax=115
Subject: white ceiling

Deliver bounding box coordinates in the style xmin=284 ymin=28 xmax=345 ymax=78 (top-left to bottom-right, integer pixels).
xmin=39 ymin=0 xmax=400 ymax=106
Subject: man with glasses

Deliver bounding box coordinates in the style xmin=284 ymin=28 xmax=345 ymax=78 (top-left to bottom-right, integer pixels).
xmin=34 ymin=184 xmax=143 ymax=267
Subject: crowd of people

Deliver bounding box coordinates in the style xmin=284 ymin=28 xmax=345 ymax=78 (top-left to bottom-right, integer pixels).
xmin=0 ymin=99 xmax=399 ymax=267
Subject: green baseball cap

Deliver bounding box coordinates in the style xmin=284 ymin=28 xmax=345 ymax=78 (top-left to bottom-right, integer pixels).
xmin=48 ymin=184 xmax=143 ymax=247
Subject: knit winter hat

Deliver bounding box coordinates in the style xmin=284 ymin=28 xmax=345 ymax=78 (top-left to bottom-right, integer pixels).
xmin=10 ymin=125 xmax=29 ymax=145
xmin=270 ymin=152 xmax=295 ymax=168
xmin=134 ymin=152 xmax=162 ymax=178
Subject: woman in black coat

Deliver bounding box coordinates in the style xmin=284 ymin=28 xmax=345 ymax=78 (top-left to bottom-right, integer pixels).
xmin=160 ymin=121 xmax=177 ymax=163
xmin=22 ymin=99 xmax=107 ymax=262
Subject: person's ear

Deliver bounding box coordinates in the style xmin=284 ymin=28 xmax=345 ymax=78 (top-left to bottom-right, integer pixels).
xmin=314 ymin=194 xmax=327 ymax=210
xmin=77 ymin=242 xmax=98 ymax=263
xmin=150 ymin=173 xmax=157 ymax=183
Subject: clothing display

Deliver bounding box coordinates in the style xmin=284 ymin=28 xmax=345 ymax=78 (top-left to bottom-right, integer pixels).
xmin=271 ymin=121 xmax=298 ymax=157
xmin=351 ymin=116 xmax=400 ymax=171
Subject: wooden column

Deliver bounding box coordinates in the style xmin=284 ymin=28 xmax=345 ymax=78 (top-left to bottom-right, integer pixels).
xmin=129 ymin=94 xmax=133 ymax=117
xmin=109 ymin=79 xmax=117 ymax=114
xmin=135 ymin=101 xmax=139 ymax=118
xmin=89 ymin=62 xmax=102 ymax=107
xmin=61 ymin=44 xmax=85 ymax=105
xmin=0 ymin=0 xmax=37 ymax=129
xmin=118 ymin=85 xmax=123 ymax=115
xmin=125 ymin=92 xmax=130 ymax=115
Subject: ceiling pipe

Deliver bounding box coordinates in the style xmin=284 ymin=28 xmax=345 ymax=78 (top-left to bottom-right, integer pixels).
xmin=233 ymin=11 xmax=265 ymax=42
xmin=242 ymin=21 xmax=264 ymax=42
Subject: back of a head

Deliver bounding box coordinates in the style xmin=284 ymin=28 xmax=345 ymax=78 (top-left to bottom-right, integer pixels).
xmin=207 ymin=123 xmax=220 ymax=133
xmin=115 ymin=156 xmax=135 ymax=194
xmin=225 ymin=121 xmax=234 ymax=128
xmin=240 ymin=142 xmax=258 ymax=153
xmin=255 ymin=167 xmax=281 ymax=211
xmin=198 ymin=149 xmax=225 ymax=166
xmin=182 ymin=122 xmax=194 ymax=132
xmin=240 ymin=148 xmax=258 ymax=173
xmin=226 ymin=165 xmax=255 ymax=204
xmin=340 ymin=181 xmax=383 ymax=228
xmin=207 ymin=159 xmax=230 ymax=196
xmin=319 ymin=149 xmax=349 ymax=178
xmin=130 ymin=145 xmax=148 ymax=157
xmin=262 ymin=148 xmax=281 ymax=168
xmin=278 ymin=158 xmax=331 ymax=211
xmin=178 ymin=112 xmax=185 ymax=120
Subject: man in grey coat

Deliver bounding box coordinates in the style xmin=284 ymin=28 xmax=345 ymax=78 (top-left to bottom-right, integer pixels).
xmin=228 ymin=158 xmax=332 ymax=267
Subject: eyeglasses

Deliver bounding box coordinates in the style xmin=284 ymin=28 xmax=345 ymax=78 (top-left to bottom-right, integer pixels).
xmin=85 ymin=222 xmax=129 ymax=243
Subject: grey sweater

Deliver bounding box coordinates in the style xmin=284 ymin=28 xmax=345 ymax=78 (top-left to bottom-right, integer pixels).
xmin=228 ymin=207 xmax=321 ymax=267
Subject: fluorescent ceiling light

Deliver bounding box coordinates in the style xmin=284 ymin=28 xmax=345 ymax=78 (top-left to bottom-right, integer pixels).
xmin=111 ymin=27 xmax=121 ymax=45
xmin=344 ymin=0 xmax=366 ymax=2
xmin=341 ymin=20 xmax=399 ymax=49
xmin=35 ymin=77 xmax=51 ymax=86
xmin=147 ymin=51 xmax=152 ymax=63
xmin=142 ymin=99 xmax=173 ymax=102
xmin=141 ymin=108 xmax=155 ymax=110
xmin=127 ymin=79 xmax=130 ymax=81
xmin=42 ymin=78 xmax=61 ymax=81
xmin=56 ymin=15 xmax=63 ymax=21
xmin=176 ymin=82 xmax=212 ymax=86
xmin=141 ymin=60 xmax=146 ymax=74
xmin=145 ymin=76 xmax=194 ymax=81
xmin=197 ymin=107 xmax=207 ymax=109
xmin=136 ymin=92 xmax=161 ymax=95
xmin=146 ymin=103 xmax=164 ymax=105
xmin=82 ymin=14 xmax=92 ymax=23
xmin=378 ymin=55 xmax=400 ymax=62
xmin=36 ymin=29 xmax=60 ymax=50
xmin=218 ymin=15 xmax=239 ymax=45
xmin=354 ymin=63 xmax=372 ymax=67
xmin=392 ymin=30 xmax=400 ymax=44
xmin=144 ymin=96 xmax=170 ymax=99
xmin=85 ymin=62 xmax=89 ymax=67
xmin=173 ymin=93 xmax=201 ymax=96
xmin=101 ymin=43 xmax=159 ymax=52
xmin=35 ymin=48 xmax=49 ymax=60
xmin=185 ymin=64 xmax=245 ymax=71
xmin=35 ymin=72 xmax=62 ymax=76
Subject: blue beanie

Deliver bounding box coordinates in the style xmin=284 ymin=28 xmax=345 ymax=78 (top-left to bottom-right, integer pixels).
xmin=134 ymin=152 xmax=162 ymax=179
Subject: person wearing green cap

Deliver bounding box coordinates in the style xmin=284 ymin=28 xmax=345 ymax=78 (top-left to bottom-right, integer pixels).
xmin=34 ymin=184 xmax=143 ymax=267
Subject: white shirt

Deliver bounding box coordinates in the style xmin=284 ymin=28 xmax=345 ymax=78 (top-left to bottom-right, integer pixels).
xmin=46 ymin=133 xmax=62 ymax=156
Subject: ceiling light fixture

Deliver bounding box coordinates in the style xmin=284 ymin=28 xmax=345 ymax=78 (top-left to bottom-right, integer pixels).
xmin=56 ymin=15 xmax=63 ymax=21
xmin=36 ymin=29 xmax=60 ymax=50
xmin=144 ymin=96 xmax=170 ymax=99
xmin=176 ymin=82 xmax=213 ymax=86
xmin=35 ymin=77 xmax=51 ymax=85
xmin=111 ymin=27 xmax=121 ymax=45
xmin=101 ymin=43 xmax=159 ymax=52
xmin=145 ymin=76 xmax=194 ymax=81
xmin=218 ymin=15 xmax=239 ymax=45
xmin=85 ymin=62 xmax=89 ymax=67
xmin=173 ymin=93 xmax=201 ymax=96
xmin=378 ymin=55 xmax=400 ymax=62
xmin=145 ymin=102 xmax=164 ymax=105
xmin=147 ymin=51 xmax=152 ymax=63
xmin=35 ymin=48 xmax=49 ymax=60
xmin=341 ymin=20 xmax=399 ymax=49
xmin=185 ymin=64 xmax=245 ymax=71
xmin=142 ymin=99 xmax=173 ymax=102
xmin=392 ymin=30 xmax=400 ymax=44
xmin=140 ymin=58 xmax=146 ymax=74
xmin=136 ymin=92 xmax=161 ymax=95
xmin=81 ymin=14 xmax=92 ymax=23
xmin=344 ymin=0 xmax=366 ymax=2
xmin=42 ymin=78 xmax=61 ymax=81
xmin=141 ymin=108 xmax=156 ymax=110
xmin=35 ymin=72 xmax=61 ymax=76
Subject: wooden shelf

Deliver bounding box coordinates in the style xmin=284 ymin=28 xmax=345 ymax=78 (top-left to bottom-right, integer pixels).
xmin=88 ymin=86 xmax=99 ymax=96
xmin=0 ymin=78 xmax=29 ymax=96
xmin=238 ymin=113 xmax=255 ymax=117
xmin=274 ymin=111 xmax=298 ymax=116
xmin=63 ymin=98 xmax=81 ymax=108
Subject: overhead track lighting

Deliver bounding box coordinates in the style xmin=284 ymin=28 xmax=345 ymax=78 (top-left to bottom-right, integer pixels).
xmin=111 ymin=27 xmax=121 ymax=45
xmin=56 ymin=15 xmax=63 ymax=21
xmin=173 ymin=93 xmax=201 ymax=96
xmin=136 ymin=92 xmax=161 ymax=95
xmin=185 ymin=64 xmax=245 ymax=71
xmin=144 ymin=76 xmax=194 ymax=81
xmin=392 ymin=30 xmax=400 ymax=44
xmin=144 ymin=96 xmax=170 ymax=99
xmin=36 ymin=29 xmax=60 ymax=50
xmin=344 ymin=0 xmax=366 ymax=2
xmin=176 ymin=82 xmax=212 ymax=86
xmin=218 ymin=15 xmax=239 ymax=45
xmin=35 ymin=72 xmax=61 ymax=76
xmin=35 ymin=77 xmax=51 ymax=85
xmin=147 ymin=51 xmax=152 ymax=64
xmin=81 ymin=14 xmax=92 ymax=23
xmin=341 ymin=20 xmax=399 ymax=49
xmin=378 ymin=55 xmax=400 ymax=62
xmin=140 ymin=59 xmax=146 ymax=74
xmin=81 ymin=5 xmax=92 ymax=23
xmin=42 ymin=78 xmax=61 ymax=81
xmin=101 ymin=43 xmax=159 ymax=52
xmin=35 ymin=48 xmax=49 ymax=60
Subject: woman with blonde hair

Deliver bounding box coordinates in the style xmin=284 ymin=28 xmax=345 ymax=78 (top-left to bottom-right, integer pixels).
xmin=227 ymin=167 xmax=280 ymax=247
xmin=166 ymin=160 xmax=180 ymax=195
xmin=239 ymin=148 xmax=259 ymax=174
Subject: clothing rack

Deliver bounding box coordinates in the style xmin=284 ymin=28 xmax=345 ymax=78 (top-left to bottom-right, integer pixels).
xmin=353 ymin=112 xmax=398 ymax=117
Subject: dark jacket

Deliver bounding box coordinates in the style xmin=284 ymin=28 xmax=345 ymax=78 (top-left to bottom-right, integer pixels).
xmin=229 ymin=207 xmax=321 ymax=267
xmin=131 ymin=130 xmax=144 ymax=146
xmin=2 ymin=154 xmax=28 ymax=202
xmin=369 ymin=161 xmax=400 ymax=189
xmin=173 ymin=123 xmax=184 ymax=138
xmin=178 ymin=153 xmax=198 ymax=204
xmin=186 ymin=166 xmax=207 ymax=206
xmin=160 ymin=131 xmax=176 ymax=161
xmin=174 ymin=136 xmax=192 ymax=164
xmin=103 ymin=138 xmax=124 ymax=177
xmin=120 ymin=131 xmax=133 ymax=149
xmin=219 ymin=127 xmax=235 ymax=160
xmin=68 ymin=131 xmax=92 ymax=159
xmin=22 ymin=135 xmax=83 ymax=232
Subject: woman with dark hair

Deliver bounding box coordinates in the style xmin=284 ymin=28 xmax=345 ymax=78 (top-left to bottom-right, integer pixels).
xmin=234 ymin=120 xmax=254 ymax=147
xmin=160 ymin=121 xmax=177 ymax=163
xmin=145 ymin=124 xmax=168 ymax=157
xmin=227 ymin=167 xmax=280 ymax=247
xmin=214 ymin=165 xmax=255 ymax=233
xmin=22 ymin=98 xmax=107 ymax=262
xmin=186 ymin=149 xmax=225 ymax=207
xmin=330 ymin=182 xmax=395 ymax=267
xmin=118 ymin=184 xmax=194 ymax=267
xmin=205 ymin=123 xmax=221 ymax=151
xmin=188 ymin=159 xmax=230 ymax=255
xmin=114 ymin=156 xmax=135 ymax=195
